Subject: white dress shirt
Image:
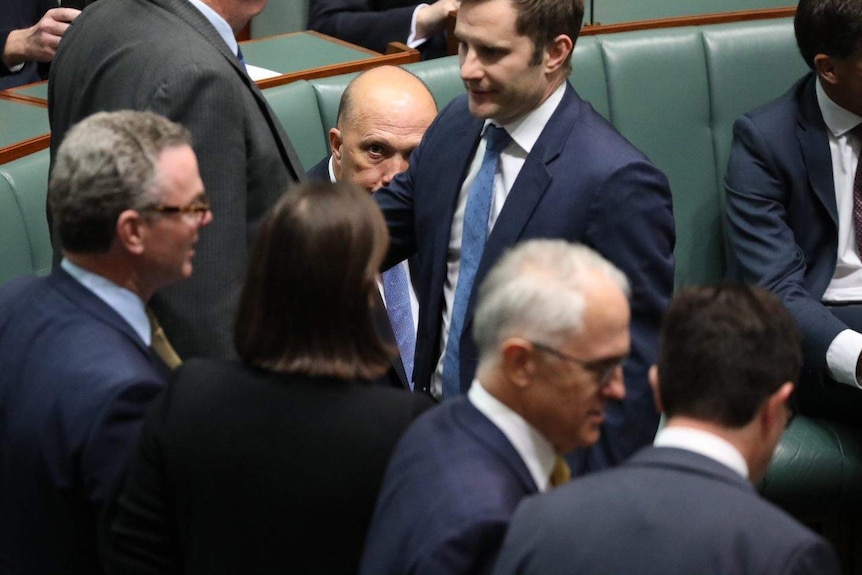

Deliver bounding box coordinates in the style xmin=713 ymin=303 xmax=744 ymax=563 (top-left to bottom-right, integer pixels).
xmin=61 ymin=258 xmax=151 ymax=346
xmin=468 ymin=379 xmax=557 ymax=492
xmin=431 ymin=82 xmax=567 ymax=398
xmin=654 ymin=426 xmax=749 ymax=480
xmin=816 ymin=79 xmax=862 ymax=387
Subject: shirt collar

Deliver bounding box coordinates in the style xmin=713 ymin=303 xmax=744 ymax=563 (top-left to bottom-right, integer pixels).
xmin=468 ymin=379 xmax=557 ymax=492
xmin=816 ymin=77 xmax=862 ymax=138
xmin=187 ymin=0 xmax=239 ymax=57
xmin=327 ymin=155 xmax=337 ymax=183
xmin=487 ymin=82 xmax=567 ymax=155
xmin=61 ymin=258 xmax=151 ymax=346
xmin=654 ymin=425 xmax=749 ymax=480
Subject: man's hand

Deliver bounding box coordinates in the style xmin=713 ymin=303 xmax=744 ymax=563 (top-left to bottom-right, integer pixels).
xmin=415 ymin=0 xmax=459 ymax=41
xmin=3 ymin=8 xmax=80 ymax=69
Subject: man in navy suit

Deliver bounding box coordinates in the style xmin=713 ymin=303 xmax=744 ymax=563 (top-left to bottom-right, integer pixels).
xmin=308 ymin=0 xmax=457 ymax=60
xmin=725 ymin=0 xmax=862 ymax=424
xmin=493 ymin=285 xmax=841 ymax=575
xmin=374 ymin=0 xmax=674 ymax=472
xmin=0 ymin=111 xmax=211 ymax=575
xmin=0 ymin=0 xmax=78 ymax=90
xmin=360 ymin=240 xmax=630 ymax=575
xmin=308 ymin=65 xmax=437 ymax=389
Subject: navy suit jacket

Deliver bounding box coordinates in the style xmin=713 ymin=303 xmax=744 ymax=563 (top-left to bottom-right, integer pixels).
xmin=307 ymin=0 xmax=448 ymax=60
xmin=494 ymin=446 xmax=842 ymax=575
xmin=725 ymin=73 xmax=852 ymax=373
xmin=360 ymin=396 xmax=537 ymax=575
xmin=49 ymin=0 xmax=303 ymax=360
xmin=0 ymin=268 xmax=169 ymax=575
xmin=374 ymin=84 xmax=675 ymax=468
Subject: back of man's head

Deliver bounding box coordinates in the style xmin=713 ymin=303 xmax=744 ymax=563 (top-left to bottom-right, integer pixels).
xmin=658 ymin=284 xmax=802 ymax=428
xmin=795 ymin=0 xmax=862 ymax=69
xmin=49 ymin=110 xmax=191 ymax=254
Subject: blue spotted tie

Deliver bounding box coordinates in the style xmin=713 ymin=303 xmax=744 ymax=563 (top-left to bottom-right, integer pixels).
xmin=382 ymin=264 xmax=415 ymax=388
xmin=441 ymin=125 xmax=511 ymax=398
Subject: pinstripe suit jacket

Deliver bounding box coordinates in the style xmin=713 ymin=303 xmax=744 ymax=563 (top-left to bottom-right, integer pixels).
xmin=48 ymin=0 xmax=302 ymax=359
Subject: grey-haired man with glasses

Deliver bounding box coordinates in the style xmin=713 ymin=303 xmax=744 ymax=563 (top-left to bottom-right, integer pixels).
xmin=0 ymin=110 xmax=210 ymax=575
xmin=361 ymin=239 xmax=629 ymax=575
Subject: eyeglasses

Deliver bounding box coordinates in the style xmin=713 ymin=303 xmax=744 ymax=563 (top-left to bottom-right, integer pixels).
xmin=144 ymin=196 xmax=210 ymax=224
xmin=529 ymin=340 xmax=626 ymax=388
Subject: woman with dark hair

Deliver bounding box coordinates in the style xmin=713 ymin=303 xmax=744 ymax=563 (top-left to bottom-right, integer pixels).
xmin=106 ymin=181 xmax=435 ymax=575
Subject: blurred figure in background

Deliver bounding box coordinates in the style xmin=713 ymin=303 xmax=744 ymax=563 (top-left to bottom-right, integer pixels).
xmin=107 ymin=180 xmax=434 ymax=575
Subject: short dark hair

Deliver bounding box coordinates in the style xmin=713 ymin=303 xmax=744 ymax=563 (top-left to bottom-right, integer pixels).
xmin=234 ymin=180 xmax=393 ymax=380
xmin=795 ymin=0 xmax=862 ymax=69
xmin=49 ymin=110 xmax=191 ymax=253
xmin=658 ymin=284 xmax=802 ymax=428
xmin=461 ymin=0 xmax=584 ymax=69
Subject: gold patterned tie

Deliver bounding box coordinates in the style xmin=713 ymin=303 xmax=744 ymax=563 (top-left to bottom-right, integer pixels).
xmin=549 ymin=455 xmax=572 ymax=488
xmin=145 ymin=307 xmax=182 ymax=370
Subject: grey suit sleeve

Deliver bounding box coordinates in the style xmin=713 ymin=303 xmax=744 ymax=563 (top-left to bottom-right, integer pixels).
xmin=780 ymin=537 xmax=842 ymax=575
xmin=147 ymin=62 xmax=253 ymax=359
xmin=725 ymin=115 xmax=848 ymax=371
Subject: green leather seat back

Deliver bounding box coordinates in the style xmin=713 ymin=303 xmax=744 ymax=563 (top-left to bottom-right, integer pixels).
xmin=0 ymin=149 xmax=51 ymax=285
xmin=704 ymin=18 xmax=807 ymax=198
xmin=593 ymin=0 xmax=794 ymax=25
xmin=251 ymin=0 xmax=309 ymax=38
xmin=310 ymin=72 xmax=361 ymax=150
xmin=569 ymin=36 xmax=610 ymax=121
xmin=599 ymin=28 xmax=720 ymax=288
xmin=262 ymin=80 xmax=328 ymax=171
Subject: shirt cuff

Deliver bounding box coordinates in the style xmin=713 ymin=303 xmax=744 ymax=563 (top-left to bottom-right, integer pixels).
xmin=7 ymin=62 xmax=24 ymax=73
xmin=826 ymin=329 xmax=862 ymax=388
xmin=407 ymin=4 xmax=430 ymax=48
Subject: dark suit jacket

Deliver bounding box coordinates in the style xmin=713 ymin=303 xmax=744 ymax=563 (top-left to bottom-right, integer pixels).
xmin=0 ymin=0 xmax=56 ymax=89
xmin=48 ymin=0 xmax=303 ymax=360
xmin=308 ymin=0 xmax=448 ymax=59
xmin=360 ymin=396 xmax=538 ymax=575
xmin=106 ymin=359 xmax=434 ymax=575
xmin=725 ymin=73 xmax=853 ymax=374
xmin=0 ymin=268 xmax=169 ymax=575
xmin=374 ymin=84 xmax=675 ymax=469
xmin=493 ymin=446 xmax=842 ymax=575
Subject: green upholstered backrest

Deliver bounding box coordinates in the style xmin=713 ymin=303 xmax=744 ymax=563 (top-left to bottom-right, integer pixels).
xmin=309 ymin=72 xmax=361 ymax=152
xmin=593 ymin=0 xmax=794 ymax=25
xmin=262 ymin=80 xmax=329 ymax=171
xmin=250 ymin=0 xmax=309 ymax=39
xmin=0 ymin=150 xmax=51 ymax=285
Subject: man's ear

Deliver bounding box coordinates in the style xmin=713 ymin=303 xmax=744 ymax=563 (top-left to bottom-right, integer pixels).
xmin=648 ymin=364 xmax=663 ymax=414
xmin=761 ymin=381 xmax=795 ymax=436
xmin=814 ymin=53 xmax=839 ymax=85
xmin=116 ymin=209 xmax=146 ymax=255
xmin=500 ymin=337 xmax=536 ymax=389
xmin=544 ymin=34 xmax=574 ymax=75
xmin=330 ymin=127 xmax=343 ymax=161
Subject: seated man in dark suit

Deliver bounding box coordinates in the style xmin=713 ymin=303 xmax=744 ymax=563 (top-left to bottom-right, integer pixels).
xmin=494 ymin=285 xmax=841 ymax=575
xmin=308 ymin=0 xmax=457 ymax=59
xmin=725 ymin=0 xmax=862 ymax=423
xmin=0 ymin=110 xmax=211 ymax=575
xmin=360 ymin=240 xmax=629 ymax=575
xmin=308 ymin=65 xmax=437 ymax=388
xmin=1 ymin=0 xmax=79 ymax=90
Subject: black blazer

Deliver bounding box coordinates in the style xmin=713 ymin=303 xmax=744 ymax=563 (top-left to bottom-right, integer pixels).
xmin=106 ymin=359 xmax=434 ymax=575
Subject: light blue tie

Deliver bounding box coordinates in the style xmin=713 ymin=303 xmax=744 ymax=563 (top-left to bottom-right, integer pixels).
xmin=441 ymin=125 xmax=511 ymax=398
xmin=382 ymin=264 xmax=416 ymax=388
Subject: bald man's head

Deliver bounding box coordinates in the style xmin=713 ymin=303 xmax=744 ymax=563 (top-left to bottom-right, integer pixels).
xmin=330 ymin=66 xmax=438 ymax=192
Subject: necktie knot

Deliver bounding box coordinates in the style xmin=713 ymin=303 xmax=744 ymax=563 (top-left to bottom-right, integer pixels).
xmin=484 ymin=125 xmax=511 ymax=154
xmin=146 ymin=307 xmax=182 ymax=370
xmin=549 ymin=455 xmax=571 ymax=488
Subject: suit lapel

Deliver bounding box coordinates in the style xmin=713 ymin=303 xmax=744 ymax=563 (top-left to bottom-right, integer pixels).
xmin=797 ymin=74 xmax=838 ymax=227
xmin=150 ymin=0 xmax=303 ymax=181
xmin=454 ymin=397 xmax=539 ymax=494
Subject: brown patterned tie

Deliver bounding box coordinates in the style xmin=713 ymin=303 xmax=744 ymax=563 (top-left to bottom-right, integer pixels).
xmin=852 ymin=124 xmax=862 ymax=254
xmin=549 ymin=455 xmax=572 ymax=488
xmin=146 ymin=307 xmax=182 ymax=370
